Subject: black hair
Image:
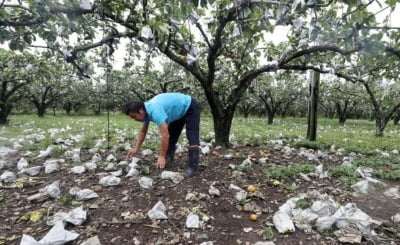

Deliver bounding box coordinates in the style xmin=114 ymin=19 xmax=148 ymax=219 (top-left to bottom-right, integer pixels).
xmin=122 ymin=101 xmax=145 ymax=115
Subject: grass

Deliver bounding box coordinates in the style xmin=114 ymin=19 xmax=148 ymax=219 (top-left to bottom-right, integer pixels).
xmin=231 ymin=116 xmax=400 ymax=153
xmin=295 ymin=198 xmax=311 ymax=209
xmin=264 ymin=164 xmax=315 ymax=180
xmin=1 ymin=113 xmax=399 ymax=155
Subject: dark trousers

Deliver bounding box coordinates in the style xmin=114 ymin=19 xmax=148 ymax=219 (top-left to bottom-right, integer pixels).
xmin=167 ymin=98 xmax=200 ymax=150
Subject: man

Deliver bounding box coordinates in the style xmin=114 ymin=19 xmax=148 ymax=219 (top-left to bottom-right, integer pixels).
xmin=122 ymin=93 xmax=201 ymax=177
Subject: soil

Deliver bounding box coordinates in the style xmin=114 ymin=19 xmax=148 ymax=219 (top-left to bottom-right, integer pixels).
xmin=0 ymin=144 xmax=399 ymax=245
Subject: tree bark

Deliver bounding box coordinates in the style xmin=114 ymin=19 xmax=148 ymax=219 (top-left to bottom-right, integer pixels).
xmin=38 ymin=107 xmax=46 ymax=117
xmin=336 ymin=101 xmax=348 ymax=126
xmin=63 ymin=102 xmax=72 ymax=114
xmin=306 ymin=71 xmax=320 ymax=141
xmin=267 ymin=110 xmax=275 ymax=125
xmin=0 ymin=103 xmax=12 ymax=125
xmin=375 ymin=113 xmax=384 ymax=137
xmin=394 ymin=112 xmax=400 ymax=125
xmin=213 ymin=111 xmax=234 ymax=147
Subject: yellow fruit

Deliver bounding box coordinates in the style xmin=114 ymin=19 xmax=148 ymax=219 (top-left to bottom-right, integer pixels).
xmin=247 ymin=185 xmax=256 ymax=193
xmin=249 ymin=214 xmax=258 ymax=221
xmin=272 ymin=180 xmax=281 ymax=186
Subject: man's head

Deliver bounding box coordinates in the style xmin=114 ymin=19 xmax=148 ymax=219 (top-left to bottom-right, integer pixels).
xmin=122 ymin=101 xmax=147 ymax=122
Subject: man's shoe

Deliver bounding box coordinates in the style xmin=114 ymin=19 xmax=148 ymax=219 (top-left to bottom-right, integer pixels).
xmin=184 ymin=147 xmax=199 ymax=177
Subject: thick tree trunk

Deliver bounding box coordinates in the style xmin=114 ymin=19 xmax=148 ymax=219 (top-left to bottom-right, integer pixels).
xmin=307 ymin=71 xmax=320 ymax=141
xmin=336 ymin=101 xmax=348 ymax=126
xmin=94 ymin=104 xmax=101 ymax=115
xmin=279 ymin=102 xmax=291 ymax=118
xmin=64 ymin=102 xmax=72 ymax=115
xmin=338 ymin=116 xmax=347 ymax=126
xmin=0 ymin=103 xmax=12 ymax=125
xmin=212 ymin=110 xmax=234 ymax=147
xmin=375 ymin=115 xmax=384 ymax=137
xmin=37 ymin=107 xmax=46 ymax=117
xmin=267 ymin=110 xmax=274 ymax=125
xmin=0 ymin=112 xmax=7 ymax=124
xmin=32 ymin=100 xmax=46 ymax=117
xmin=0 ymin=107 xmax=9 ymax=125
xmin=394 ymin=112 xmax=400 ymax=125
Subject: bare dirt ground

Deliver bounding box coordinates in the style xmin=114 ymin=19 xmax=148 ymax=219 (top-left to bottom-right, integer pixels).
xmin=1 ymin=145 xmax=399 ymax=245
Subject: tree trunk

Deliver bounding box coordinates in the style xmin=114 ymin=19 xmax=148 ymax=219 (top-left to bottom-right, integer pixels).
xmin=267 ymin=110 xmax=274 ymax=125
xmin=0 ymin=103 xmax=11 ymax=125
xmin=64 ymin=102 xmax=72 ymax=115
xmin=94 ymin=104 xmax=101 ymax=115
xmin=394 ymin=112 xmax=400 ymax=125
xmin=212 ymin=109 xmax=234 ymax=147
xmin=306 ymin=71 xmax=320 ymax=141
xmin=33 ymin=100 xmax=46 ymax=117
xmin=336 ymin=101 xmax=348 ymax=126
xmin=338 ymin=116 xmax=347 ymax=126
xmin=37 ymin=107 xmax=46 ymax=117
xmin=280 ymin=102 xmax=291 ymax=118
xmin=375 ymin=114 xmax=384 ymax=137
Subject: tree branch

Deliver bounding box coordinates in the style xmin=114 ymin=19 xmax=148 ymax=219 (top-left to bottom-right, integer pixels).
xmin=192 ymin=19 xmax=212 ymax=49
xmin=305 ymin=0 xmax=333 ymax=8
xmin=206 ymin=6 xmax=237 ymax=85
xmin=3 ymin=4 xmax=35 ymax=14
xmin=359 ymin=25 xmax=400 ymax=30
xmin=0 ymin=4 xmax=95 ymax=27
xmin=279 ymin=44 xmax=362 ymax=65
xmin=386 ymin=47 xmax=400 ymax=59
xmin=341 ymin=0 xmax=374 ymax=21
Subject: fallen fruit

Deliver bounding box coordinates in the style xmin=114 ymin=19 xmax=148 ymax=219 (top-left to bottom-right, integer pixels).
xmin=272 ymin=180 xmax=281 ymax=186
xmin=247 ymin=185 xmax=256 ymax=193
xmin=249 ymin=214 xmax=258 ymax=221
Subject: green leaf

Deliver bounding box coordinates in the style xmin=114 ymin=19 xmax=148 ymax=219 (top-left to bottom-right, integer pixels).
xmin=386 ymin=0 xmax=397 ymax=7
xmin=71 ymin=201 xmax=83 ymax=207
xmin=262 ymin=227 xmax=274 ymax=240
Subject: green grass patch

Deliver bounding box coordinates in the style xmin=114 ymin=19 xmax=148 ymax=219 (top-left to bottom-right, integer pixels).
xmin=295 ymin=198 xmax=311 ymax=209
xmin=264 ymin=164 xmax=315 ymax=180
xmin=294 ymin=140 xmax=331 ymax=150
xmin=2 ymin=114 xmax=400 ymax=157
xmin=261 ymin=227 xmax=274 ymax=240
xmin=352 ymin=155 xmax=400 ymax=180
xmin=327 ymin=165 xmax=358 ymax=188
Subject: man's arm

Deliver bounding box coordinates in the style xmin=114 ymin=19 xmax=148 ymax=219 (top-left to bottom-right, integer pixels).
xmin=127 ymin=123 xmax=149 ymax=158
xmin=157 ymin=122 xmax=169 ymax=168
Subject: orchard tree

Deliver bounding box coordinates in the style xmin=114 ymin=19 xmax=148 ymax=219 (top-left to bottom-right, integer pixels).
xmin=257 ymin=71 xmax=306 ymax=124
xmin=319 ymin=76 xmax=366 ymax=125
xmin=237 ymin=86 xmax=259 ymax=118
xmin=335 ymin=53 xmax=400 ymax=136
xmin=393 ymin=110 xmax=400 ymax=125
xmin=1 ymin=0 xmax=398 ymax=145
xmin=19 ymin=53 xmax=71 ymax=117
xmin=61 ymin=80 xmax=89 ymax=114
xmin=0 ymin=48 xmax=47 ymax=124
xmin=120 ymin=59 xmax=195 ymax=100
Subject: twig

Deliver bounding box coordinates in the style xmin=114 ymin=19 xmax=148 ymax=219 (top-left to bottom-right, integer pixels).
xmin=168 ymin=220 xmax=183 ymax=235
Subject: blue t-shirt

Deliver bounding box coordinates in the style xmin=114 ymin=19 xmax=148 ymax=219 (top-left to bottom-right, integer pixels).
xmin=144 ymin=93 xmax=192 ymax=126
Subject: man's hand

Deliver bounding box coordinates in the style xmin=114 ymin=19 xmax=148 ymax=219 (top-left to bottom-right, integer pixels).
xmin=127 ymin=148 xmax=138 ymax=158
xmin=156 ymin=155 xmax=166 ymax=169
